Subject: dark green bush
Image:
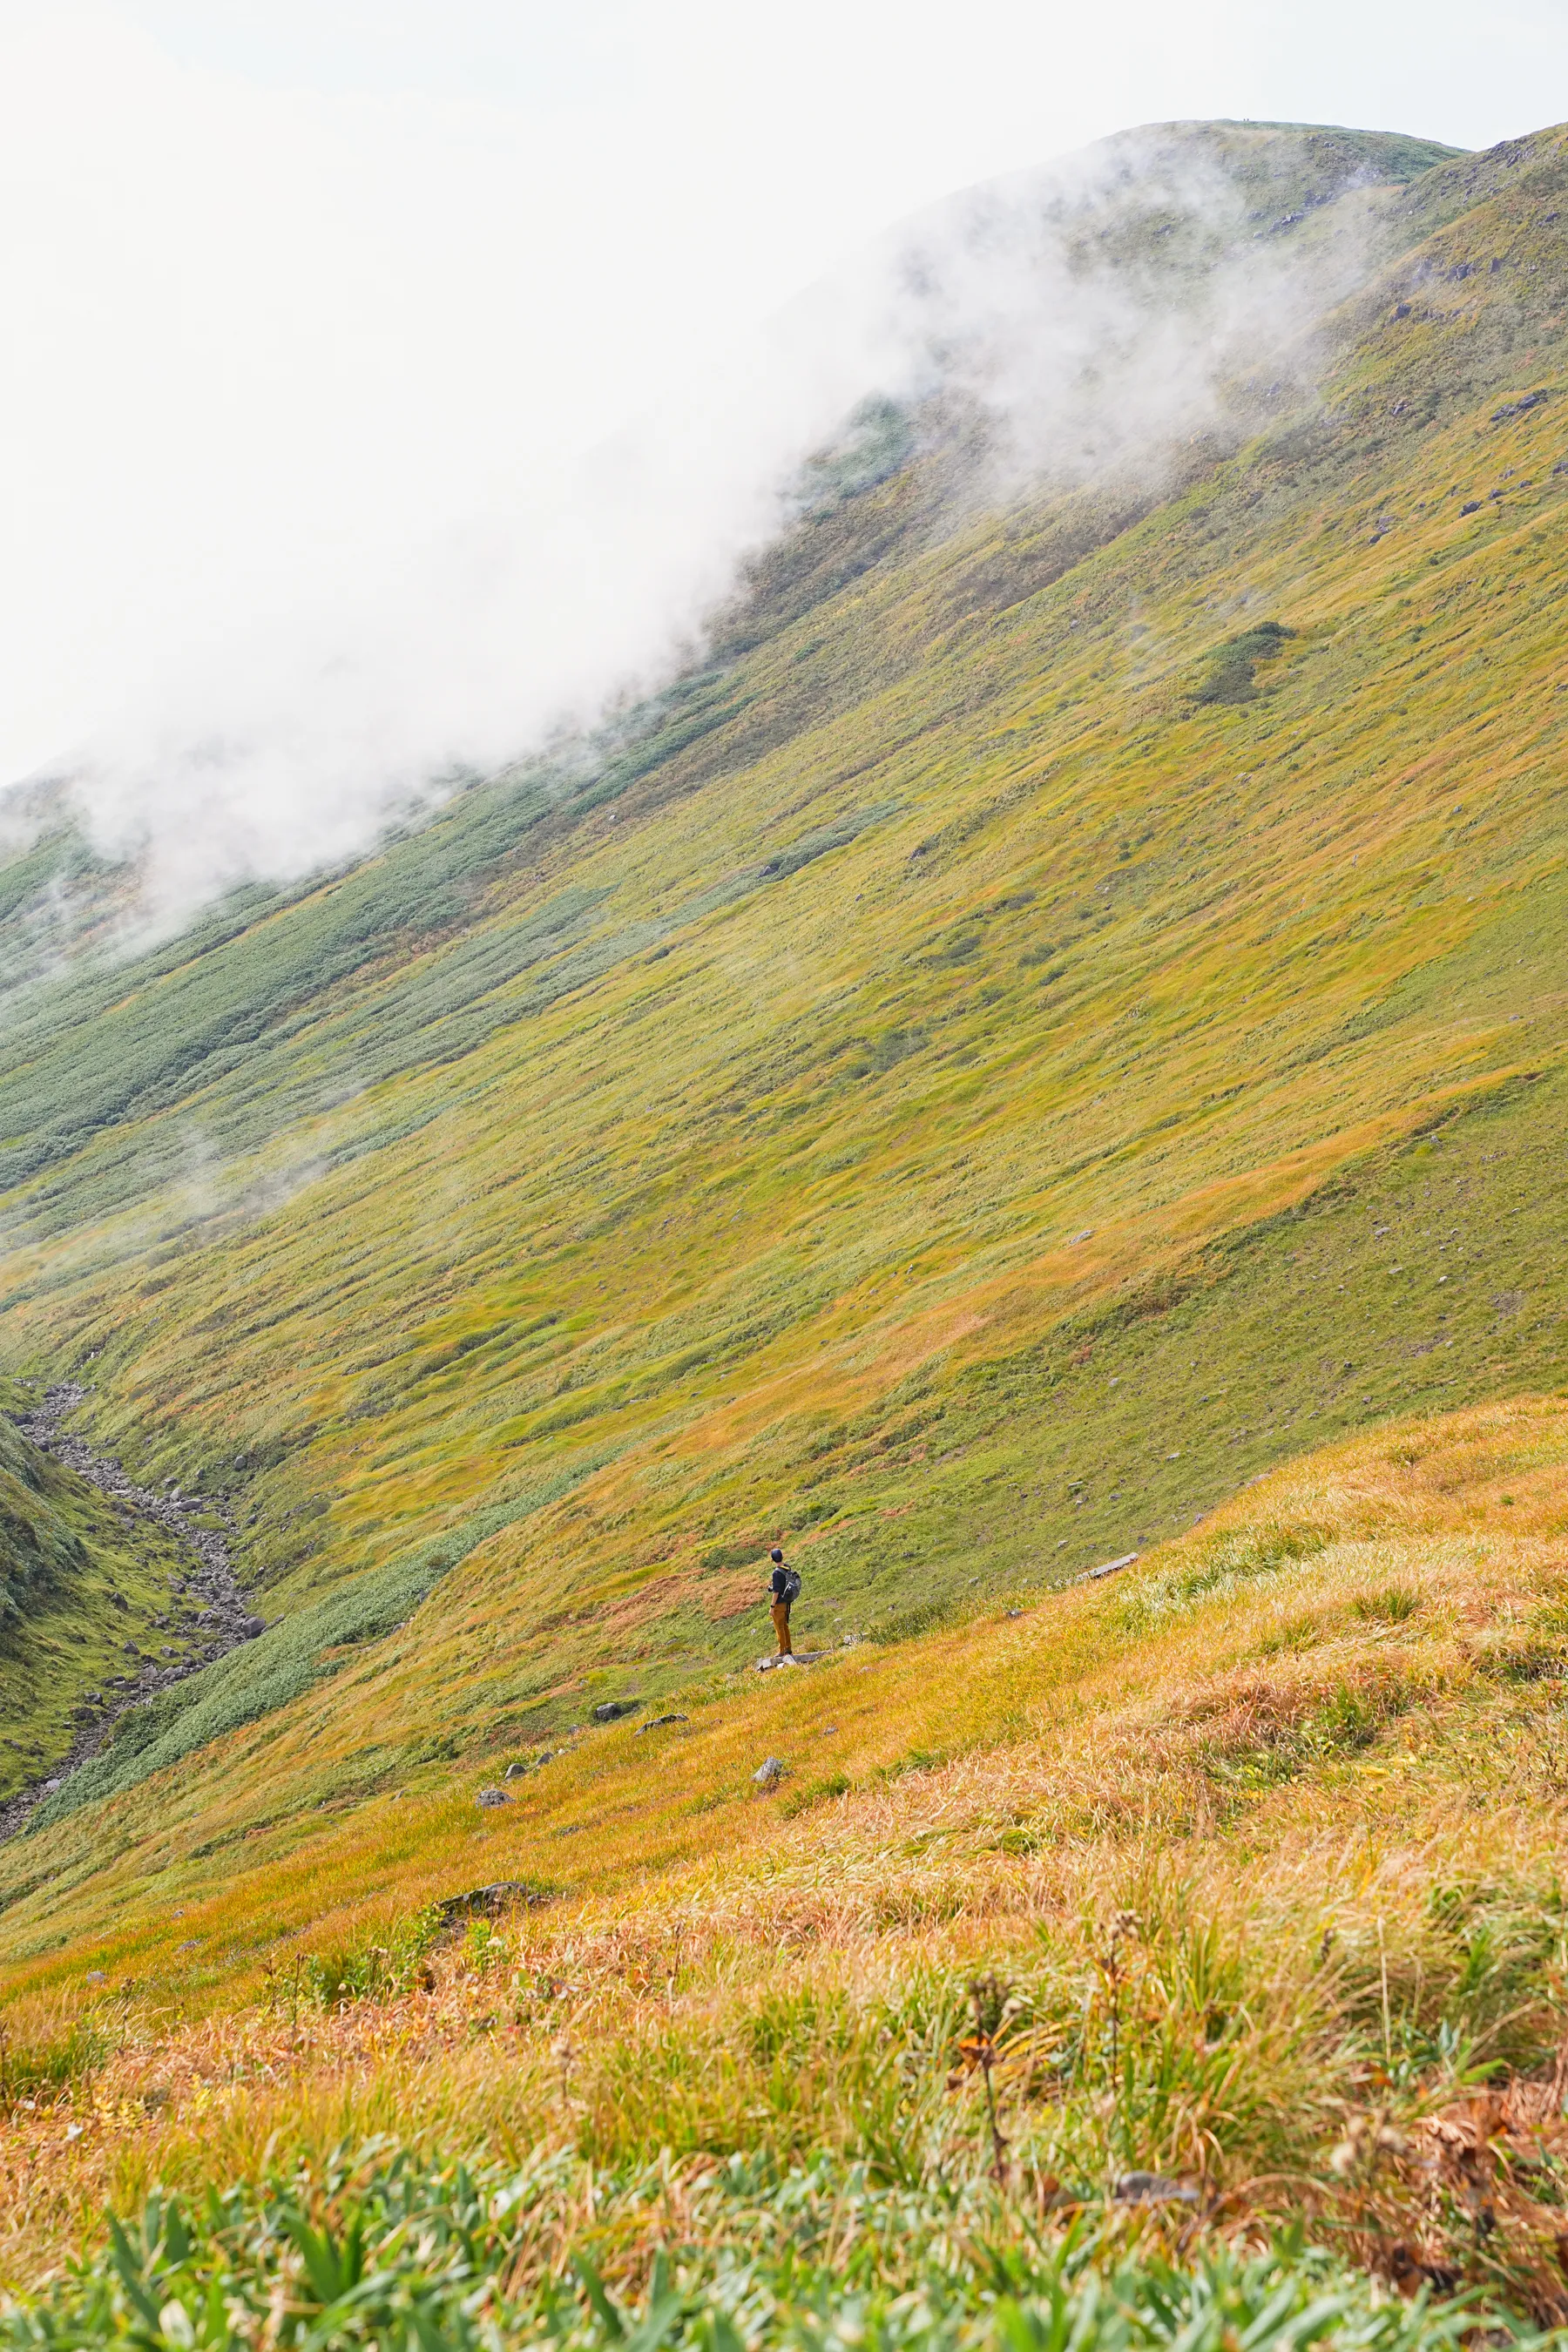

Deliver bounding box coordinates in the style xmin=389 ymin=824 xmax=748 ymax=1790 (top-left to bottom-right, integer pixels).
xmin=1190 ymin=621 xmax=1294 ymax=706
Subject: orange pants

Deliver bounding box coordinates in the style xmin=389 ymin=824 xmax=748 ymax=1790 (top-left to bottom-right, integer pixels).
xmin=771 ymin=1598 xmax=793 ymax=1655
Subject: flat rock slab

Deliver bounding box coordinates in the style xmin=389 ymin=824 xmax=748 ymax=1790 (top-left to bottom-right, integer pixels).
xmin=1076 ymin=1551 xmax=1139 ymax=1584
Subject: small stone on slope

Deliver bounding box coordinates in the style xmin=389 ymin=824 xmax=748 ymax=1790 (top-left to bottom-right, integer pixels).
xmin=1113 ymin=2172 xmax=1198 ymax=2205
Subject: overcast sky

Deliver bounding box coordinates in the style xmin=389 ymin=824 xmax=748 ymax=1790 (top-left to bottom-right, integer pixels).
xmin=3 ymin=0 xmax=1565 ymax=903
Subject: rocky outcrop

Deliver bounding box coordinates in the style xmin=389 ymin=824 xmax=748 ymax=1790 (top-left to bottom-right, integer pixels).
xmin=0 ymin=1385 xmax=262 ymax=1841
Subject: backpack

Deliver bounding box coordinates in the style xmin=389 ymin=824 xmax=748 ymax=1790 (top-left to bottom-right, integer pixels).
xmin=781 ymin=1567 xmax=801 ymax=1604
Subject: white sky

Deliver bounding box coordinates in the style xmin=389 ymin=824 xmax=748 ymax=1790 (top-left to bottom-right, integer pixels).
xmin=2 ymin=0 xmax=1565 ymax=902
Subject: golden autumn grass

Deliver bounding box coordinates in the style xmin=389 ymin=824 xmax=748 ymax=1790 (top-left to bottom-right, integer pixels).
xmin=6 ymin=1396 xmax=1568 ymax=2316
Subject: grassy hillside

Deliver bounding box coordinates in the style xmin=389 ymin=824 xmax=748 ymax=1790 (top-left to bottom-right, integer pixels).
xmin=6 ymin=123 xmax=1568 ymax=1776
xmin=0 ymin=1393 xmax=195 ymax=1812
xmin=6 ymin=1398 xmax=1568 ymax=2331
xmin=4 ymin=112 xmax=1568 ymax=2329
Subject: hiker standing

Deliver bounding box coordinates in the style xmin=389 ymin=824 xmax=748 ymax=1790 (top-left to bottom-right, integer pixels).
xmin=767 ymin=1545 xmax=799 ymax=1657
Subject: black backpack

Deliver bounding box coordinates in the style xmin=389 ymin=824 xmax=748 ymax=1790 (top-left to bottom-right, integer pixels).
xmin=781 ymin=1567 xmax=801 ymax=1604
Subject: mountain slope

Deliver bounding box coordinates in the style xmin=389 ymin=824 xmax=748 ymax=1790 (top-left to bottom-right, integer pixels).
xmin=6 ymin=1397 xmax=1568 ymax=2328
xmin=9 ymin=109 xmax=1568 ymax=2335
xmin=1 ymin=115 xmax=1567 ymax=1909
xmin=0 ymin=1396 xmax=199 ymax=1817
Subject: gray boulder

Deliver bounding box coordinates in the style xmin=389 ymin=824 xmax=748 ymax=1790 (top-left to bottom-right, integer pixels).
xmin=436 ymin=1879 xmax=549 ymax=1925
xmin=1113 ymin=2172 xmax=1198 ymax=2206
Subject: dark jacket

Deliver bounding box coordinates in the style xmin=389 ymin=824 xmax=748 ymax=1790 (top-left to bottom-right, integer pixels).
xmin=770 ymin=1563 xmax=791 ymax=1600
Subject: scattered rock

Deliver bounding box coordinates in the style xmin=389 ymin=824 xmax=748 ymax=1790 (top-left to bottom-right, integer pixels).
xmin=1460 ymin=500 xmax=1481 ymax=515
xmin=84 ymin=1970 xmax=105 ymax=1984
xmin=591 ymin=1699 xmax=644 ymax=1722
xmin=476 ymin=1787 xmax=512 ymax=1808
xmin=753 ymin=1757 xmax=787 ymax=1788
xmin=436 ymin=1879 xmax=549 ymax=1925
xmin=636 ymin=1713 xmax=689 ymax=1734
xmin=503 ymin=1761 xmax=529 ymax=1779
xmin=1113 ymin=2172 xmax=1199 ymax=2206
xmin=2 ymin=1382 xmax=261 ymax=1844
xmin=1491 ymin=389 xmax=1549 ymax=421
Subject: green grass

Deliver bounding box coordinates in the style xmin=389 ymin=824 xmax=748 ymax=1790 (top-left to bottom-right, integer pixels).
xmin=27 ymin=1458 xmax=617 ymax=1829
xmin=0 ymin=2145 xmax=1509 ymax=2352
xmin=0 ymin=1396 xmax=194 ymax=1805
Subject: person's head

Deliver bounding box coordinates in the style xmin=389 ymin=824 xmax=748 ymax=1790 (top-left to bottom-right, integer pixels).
xmin=770 ymin=1547 xmax=783 ymax=1565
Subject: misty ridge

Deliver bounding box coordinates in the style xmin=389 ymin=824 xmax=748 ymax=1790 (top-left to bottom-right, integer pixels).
xmin=0 ymin=118 xmax=1444 ymax=977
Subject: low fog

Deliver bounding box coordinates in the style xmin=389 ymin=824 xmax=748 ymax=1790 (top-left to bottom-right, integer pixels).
xmin=0 ymin=7 xmax=1492 ymax=936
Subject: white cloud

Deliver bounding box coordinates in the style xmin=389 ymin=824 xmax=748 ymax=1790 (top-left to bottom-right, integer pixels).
xmin=0 ymin=0 xmax=1564 ymax=926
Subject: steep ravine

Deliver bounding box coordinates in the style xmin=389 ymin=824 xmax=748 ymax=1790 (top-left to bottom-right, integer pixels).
xmin=0 ymin=1385 xmax=263 ymax=1842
